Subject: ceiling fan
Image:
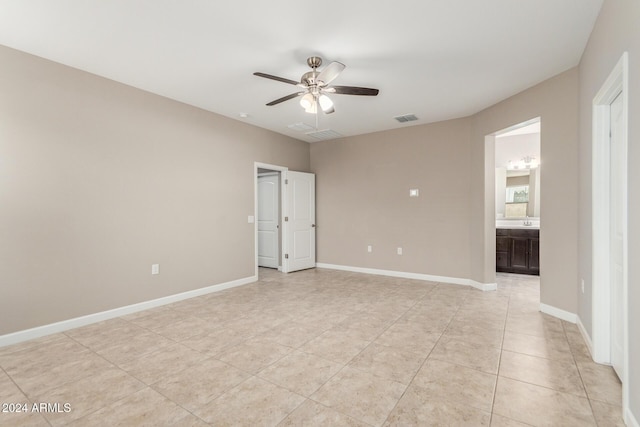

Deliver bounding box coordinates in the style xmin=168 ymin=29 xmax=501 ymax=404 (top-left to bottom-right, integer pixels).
xmin=254 ymin=56 xmax=379 ymax=114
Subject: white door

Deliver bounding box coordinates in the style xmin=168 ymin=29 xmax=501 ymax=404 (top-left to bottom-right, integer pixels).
xmin=258 ymin=174 xmax=279 ymax=269
xmin=285 ymin=171 xmax=315 ymax=272
xmin=609 ymin=92 xmax=624 ymax=379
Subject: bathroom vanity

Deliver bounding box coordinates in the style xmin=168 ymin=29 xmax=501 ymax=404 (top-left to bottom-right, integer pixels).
xmin=496 ymin=222 xmax=540 ymax=276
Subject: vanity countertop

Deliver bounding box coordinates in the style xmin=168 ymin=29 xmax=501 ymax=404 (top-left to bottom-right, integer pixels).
xmin=496 ymin=219 xmax=540 ymax=230
xmin=496 ymin=224 xmax=540 ymax=230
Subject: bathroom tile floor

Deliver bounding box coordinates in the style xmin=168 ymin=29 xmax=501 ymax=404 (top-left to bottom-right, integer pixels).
xmin=0 ymin=269 xmax=624 ymax=426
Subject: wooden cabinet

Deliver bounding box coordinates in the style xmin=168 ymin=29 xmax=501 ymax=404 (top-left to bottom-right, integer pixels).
xmin=496 ymin=228 xmax=539 ymax=275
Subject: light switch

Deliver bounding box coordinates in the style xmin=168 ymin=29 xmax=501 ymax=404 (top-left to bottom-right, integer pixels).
xmin=248 ymin=215 xmax=255 ymax=223
xmin=151 ymin=264 xmax=160 ymax=275
xmin=409 ymin=189 xmax=419 ymax=197
xmin=397 ymin=247 xmax=403 ymax=255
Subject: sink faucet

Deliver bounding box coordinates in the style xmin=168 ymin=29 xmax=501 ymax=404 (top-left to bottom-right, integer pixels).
xmin=523 ymin=216 xmax=532 ymax=226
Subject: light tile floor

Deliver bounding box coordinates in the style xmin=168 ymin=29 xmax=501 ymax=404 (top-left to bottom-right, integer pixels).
xmin=0 ymin=269 xmax=625 ymax=426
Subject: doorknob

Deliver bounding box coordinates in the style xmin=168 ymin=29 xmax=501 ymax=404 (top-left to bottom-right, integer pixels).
xmin=311 ymin=224 xmax=316 ymax=228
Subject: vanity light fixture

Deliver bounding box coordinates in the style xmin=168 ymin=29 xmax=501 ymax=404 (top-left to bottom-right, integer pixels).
xmin=508 ymin=156 xmax=539 ymax=170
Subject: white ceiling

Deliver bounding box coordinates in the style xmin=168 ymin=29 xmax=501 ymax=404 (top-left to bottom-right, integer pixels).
xmin=0 ymin=1 xmax=602 ymax=143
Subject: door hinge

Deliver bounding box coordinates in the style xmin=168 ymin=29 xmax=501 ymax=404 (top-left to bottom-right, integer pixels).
xmin=284 ymin=216 xmax=288 ymax=222
xmin=285 ymin=179 xmax=288 ymax=184
xmin=284 ymin=254 xmax=289 ymax=259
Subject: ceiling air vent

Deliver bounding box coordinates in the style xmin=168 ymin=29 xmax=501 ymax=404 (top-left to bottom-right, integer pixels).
xmin=394 ymin=114 xmax=418 ymax=123
xmin=306 ymin=129 xmax=343 ymax=141
xmin=287 ymin=122 xmax=315 ymax=132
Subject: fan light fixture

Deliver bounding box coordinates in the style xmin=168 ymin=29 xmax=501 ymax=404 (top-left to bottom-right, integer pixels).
xmin=318 ymin=94 xmax=334 ymax=113
xmin=300 ymin=93 xmax=314 ymax=111
xmin=254 ymin=56 xmax=379 ymax=115
xmin=300 ymin=93 xmax=334 ymax=114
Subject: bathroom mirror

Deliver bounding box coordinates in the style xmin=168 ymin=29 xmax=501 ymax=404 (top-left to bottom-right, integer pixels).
xmin=496 ymin=168 xmax=540 ymax=219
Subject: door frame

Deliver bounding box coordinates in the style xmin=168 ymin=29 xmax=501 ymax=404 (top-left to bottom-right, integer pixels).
xmin=591 ymin=52 xmax=629 ymax=417
xmin=489 ymin=117 xmax=541 ymax=284
xmin=254 ymin=162 xmax=289 ymax=275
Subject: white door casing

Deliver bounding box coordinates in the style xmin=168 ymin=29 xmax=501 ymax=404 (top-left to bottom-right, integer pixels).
xmin=284 ymin=171 xmax=316 ymax=272
xmin=591 ymin=52 xmax=629 ymax=421
xmin=609 ymin=92 xmax=624 ymax=379
xmin=257 ymin=174 xmax=279 ymax=269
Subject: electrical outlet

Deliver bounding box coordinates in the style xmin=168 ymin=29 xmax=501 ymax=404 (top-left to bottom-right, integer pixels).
xmin=409 ymin=189 xmax=419 ymax=197
xmin=581 ymin=279 xmax=585 ymax=293
xmin=151 ymin=264 xmax=160 ymax=275
xmin=247 ymin=215 xmax=255 ymax=224
xmin=367 ymin=245 xmax=372 ymax=253
xmin=397 ymin=247 xmax=403 ymax=255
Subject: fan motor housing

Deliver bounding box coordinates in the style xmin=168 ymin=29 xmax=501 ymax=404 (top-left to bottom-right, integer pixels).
xmin=301 ymin=71 xmax=318 ymax=87
xmin=306 ymin=56 xmax=322 ymax=69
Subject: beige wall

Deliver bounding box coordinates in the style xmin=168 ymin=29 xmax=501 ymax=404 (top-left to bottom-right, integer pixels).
xmin=310 ymin=119 xmax=472 ymax=279
xmin=578 ymin=0 xmax=640 ymax=419
xmin=0 ymin=45 xmax=310 ymax=335
xmin=470 ymin=68 xmax=580 ymax=312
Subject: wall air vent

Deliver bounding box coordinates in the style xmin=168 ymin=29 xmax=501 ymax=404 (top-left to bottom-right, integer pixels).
xmin=394 ymin=114 xmax=418 ymax=123
xmin=287 ymin=122 xmax=315 ymax=132
xmin=306 ymin=129 xmax=343 ymax=141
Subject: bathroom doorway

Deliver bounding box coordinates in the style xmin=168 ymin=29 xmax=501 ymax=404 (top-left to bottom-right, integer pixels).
xmin=494 ymin=118 xmax=541 ymax=277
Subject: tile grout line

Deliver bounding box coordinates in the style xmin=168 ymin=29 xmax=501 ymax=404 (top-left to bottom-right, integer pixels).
xmin=380 ymin=282 xmax=471 ymax=426
xmin=488 ymin=286 xmax=510 ymax=426
xmin=61 ymin=304 xmax=263 ymax=426
xmin=59 ymin=333 xmax=177 ymax=426
xmin=299 ymin=277 xmax=438 ymax=426
xmin=219 ymin=270 xmax=385 ymax=426
xmin=0 ymin=365 xmax=53 ymax=427
xmin=563 ymin=319 xmax=601 ymax=424
xmin=186 ymin=271 xmax=363 ymax=426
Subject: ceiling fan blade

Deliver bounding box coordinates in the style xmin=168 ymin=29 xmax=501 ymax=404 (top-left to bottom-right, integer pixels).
xmin=253 ymin=72 xmax=299 ymax=86
xmin=266 ymin=92 xmax=304 ymax=106
xmin=316 ymin=61 xmax=345 ymax=85
xmin=328 ymin=86 xmax=379 ymax=96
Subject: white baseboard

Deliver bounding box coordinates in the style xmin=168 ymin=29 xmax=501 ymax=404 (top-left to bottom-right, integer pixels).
xmin=626 ymin=407 xmax=640 ymax=427
xmin=470 ymin=281 xmax=498 ymax=291
xmin=539 ymin=303 xmax=577 ymax=323
xmin=0 ymin=275 xmax=257 ymax=348
xmin=316 ymin=263 xmax=496 ymax=291
xmin=576 ymin=315 xmax=594 ymax=358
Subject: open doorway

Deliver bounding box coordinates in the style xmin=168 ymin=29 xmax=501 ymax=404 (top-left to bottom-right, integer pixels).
xmin=257 ymin=169 xmax=282 ymax=270
xmin=494 ymin=118 xmax=541 ymax=277
xmin=255 ymin=163 xmax=287 ymax=278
